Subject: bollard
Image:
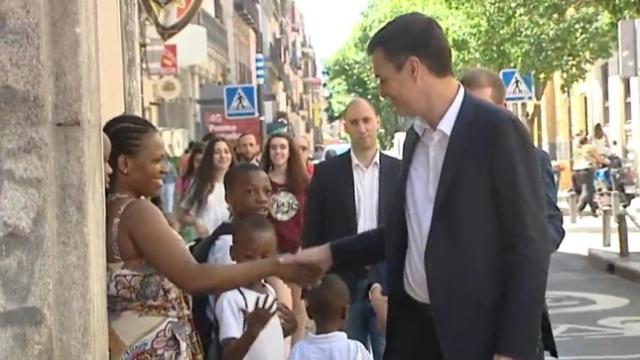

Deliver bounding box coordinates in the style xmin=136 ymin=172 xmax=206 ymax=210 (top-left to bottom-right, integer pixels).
xmin=618 ymin=214 xmax=630 ymax=257
xmin=602 ymin=206 xmax=612 ymax=247
xmin=612 ymin=191 xmax=630 ymax=257
xmin=569 ymin=191 xmax=578 ymax=224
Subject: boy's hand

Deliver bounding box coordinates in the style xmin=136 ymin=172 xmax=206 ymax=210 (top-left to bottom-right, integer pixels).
xmin=242 ymin=296 xmax=277 ymax=337
xmin=276 ymin=303 xmax=298 ymax=337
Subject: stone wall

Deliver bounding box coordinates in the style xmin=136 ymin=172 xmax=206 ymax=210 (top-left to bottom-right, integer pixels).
xmin=0 ymin=1 xmax=108 ymax=358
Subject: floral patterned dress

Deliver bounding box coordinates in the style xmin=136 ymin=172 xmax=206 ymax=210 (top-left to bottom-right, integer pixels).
xmin=107 ymin=198 xmax=204 ymax=360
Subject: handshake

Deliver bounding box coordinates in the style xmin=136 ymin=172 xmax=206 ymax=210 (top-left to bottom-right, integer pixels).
xmin=273 ymin=244 xmax=333 ymax=287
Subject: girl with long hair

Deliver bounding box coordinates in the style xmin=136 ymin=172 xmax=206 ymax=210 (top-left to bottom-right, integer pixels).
xmin=180 ymin=137 xmax=235 ymax=237
xmin=177 ymin=142 xmax=204 ymax=200
xmin=261 ymin=133 xmax=311 ymax=347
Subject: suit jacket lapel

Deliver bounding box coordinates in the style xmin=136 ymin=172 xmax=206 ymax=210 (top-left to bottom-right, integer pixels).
xmin=378 ymin=154 xmax=391 ymax=226
xmin=433 ymin=93 xmax=477 ymax=211
xmin=341 ymin=152 xmax=358 ymax=233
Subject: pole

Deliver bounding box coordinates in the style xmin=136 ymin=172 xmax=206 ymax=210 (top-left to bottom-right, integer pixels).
xmin=119 ymin=0 xmax=142 ymax=115
xmin=612 ymin=191 xmax=630 ymax=257
xmin=256 ymin=34 xmax=266 ymax=141
xmin=618 ymin=213 xmax=630 ymax=257
xmin=569 ymin=191 xmax=578 ymax=223
xmin=602 ymin=205 xmax=612 ymax=247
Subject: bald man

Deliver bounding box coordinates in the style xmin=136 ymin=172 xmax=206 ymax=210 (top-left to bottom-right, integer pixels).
xmin=303 ymin=98 xmax=401 ymax=359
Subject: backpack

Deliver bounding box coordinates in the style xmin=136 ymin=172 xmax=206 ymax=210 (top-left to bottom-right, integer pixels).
xmin=189 ymin=222 xmax=234 ymax=358
xmin=207 ymin=288 xmax=249 ymax=359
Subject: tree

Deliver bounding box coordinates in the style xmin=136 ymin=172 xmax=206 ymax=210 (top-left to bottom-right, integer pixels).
xmin=326 ymin=0 xmax=629 ymax=145
xmin=325 ymin=0 xmax=469 ymax=148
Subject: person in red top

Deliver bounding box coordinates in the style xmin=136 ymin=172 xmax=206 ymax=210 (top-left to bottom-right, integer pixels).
xmin=261 ymin=132 xmax=311 ymax=347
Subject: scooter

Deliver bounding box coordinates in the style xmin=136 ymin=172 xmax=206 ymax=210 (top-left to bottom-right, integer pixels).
xmin=594 ymin=155 xmax=637 ymax=209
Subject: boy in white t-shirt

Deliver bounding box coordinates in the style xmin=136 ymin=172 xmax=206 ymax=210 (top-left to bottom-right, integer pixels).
xmin=289 ymin=275 xmax=372 ymax=360
xmin=215 ymin=214 xmax=298 ymax=360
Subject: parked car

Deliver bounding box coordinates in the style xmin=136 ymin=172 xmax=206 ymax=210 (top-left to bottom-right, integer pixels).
xmin=313 ymin=143 xmax=351 ymax=163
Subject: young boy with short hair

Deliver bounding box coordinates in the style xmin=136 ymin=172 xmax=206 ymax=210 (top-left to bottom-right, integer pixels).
xmin=215 ymin=215 xmax=297 ymax=360
xmin=289 ymin=275 xmax=372 ymax=360
xmin=190 ymin=163 xmax=277 ymax=357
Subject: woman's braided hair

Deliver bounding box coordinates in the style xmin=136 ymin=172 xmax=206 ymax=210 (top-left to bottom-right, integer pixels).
xmin=102 ymin=115 xmax=157 ymax=193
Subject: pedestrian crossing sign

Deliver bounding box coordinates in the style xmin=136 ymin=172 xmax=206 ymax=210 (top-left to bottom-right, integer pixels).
xmin=500 ymin=69 xmax=534 ymax=102
xmin=224 ymin=84 xmax=257 ymax=119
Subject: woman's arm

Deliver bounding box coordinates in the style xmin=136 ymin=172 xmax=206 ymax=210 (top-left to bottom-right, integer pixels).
xmin=123 ymin=200 xmax=320 ymax=294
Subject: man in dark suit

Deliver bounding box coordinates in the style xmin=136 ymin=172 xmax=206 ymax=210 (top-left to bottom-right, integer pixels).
xmin=293 ymin=13 xmax=552 ymax=360
xmin=460 ymin=67 xmax=565 ymax=359
xmin=303 ymin=97 xmax=401 ymax=359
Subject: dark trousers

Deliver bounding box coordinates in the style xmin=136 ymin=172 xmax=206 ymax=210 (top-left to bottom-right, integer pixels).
xmin=576 ymin=168 xmax=597 ymax=213
xmin=385 ymin=293 xmax=443 ymax=360
xmin=342 ymin=274 xmax=385 ymax=360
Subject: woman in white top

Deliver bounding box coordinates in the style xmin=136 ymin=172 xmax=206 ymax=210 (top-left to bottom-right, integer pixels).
xmin=593 ymin=123 xmax=611 ymax=157
xmin=180 ymin=137 xmax=235 ymax=237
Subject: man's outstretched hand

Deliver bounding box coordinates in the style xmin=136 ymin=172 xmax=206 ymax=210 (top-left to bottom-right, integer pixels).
xmin=275 ymin=244 xmax=333 ymax=287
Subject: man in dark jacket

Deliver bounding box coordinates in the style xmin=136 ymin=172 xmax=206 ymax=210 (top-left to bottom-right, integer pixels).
xmin=460 ymin=67 xmax=565 ymax=358
xmin=303 ymin=97 xmax=401 ymax=359
xmin=292 ymin=13 xmax=552 ymax=360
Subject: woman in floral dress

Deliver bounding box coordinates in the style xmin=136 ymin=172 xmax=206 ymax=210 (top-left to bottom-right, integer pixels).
xmin=104 ymin=115 xmax=319 ymax=359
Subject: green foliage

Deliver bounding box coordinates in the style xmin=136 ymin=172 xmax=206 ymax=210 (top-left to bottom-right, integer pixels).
xmin=325 ymin=0 xmax=637 ymax=147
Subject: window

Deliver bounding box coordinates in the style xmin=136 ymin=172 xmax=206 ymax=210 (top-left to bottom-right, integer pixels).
xmin=214 ymin=0 xmax=223 ymax=20
xmin=624 ymin=78 xmax=632 ymax=123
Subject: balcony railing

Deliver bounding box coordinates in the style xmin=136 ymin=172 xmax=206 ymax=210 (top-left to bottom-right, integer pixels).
xmin=196 ymin=9 xmax=228 ymax=59
xmin=234 ymin=0 xmax=259 ymax=32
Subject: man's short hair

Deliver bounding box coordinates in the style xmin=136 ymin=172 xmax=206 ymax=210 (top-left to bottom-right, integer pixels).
xmin=237 ymin=133 xmax=255 ymax=142
xmin=343 ymin=97 xmax=377 ymax=119
xmin=367 ymin=12 xmax=453 ymax=77
xmin=460 ymin=68 xmax=506 ymax=105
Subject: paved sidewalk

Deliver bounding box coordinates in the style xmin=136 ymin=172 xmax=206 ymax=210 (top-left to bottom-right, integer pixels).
xmin=557 ymin=215 xmax=640 ymax=283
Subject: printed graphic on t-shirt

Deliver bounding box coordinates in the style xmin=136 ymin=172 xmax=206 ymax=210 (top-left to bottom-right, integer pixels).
xmin=270 ymin=190 xmax=299 ymax=221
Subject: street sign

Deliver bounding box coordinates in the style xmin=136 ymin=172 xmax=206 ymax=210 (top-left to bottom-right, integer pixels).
xmin=256 ymin=53 xmax=265 ymax=85
xmin=224 ymin=84 xmax=257 ymax=119
xmin=500 ymin=69 xmax=534 ymax=102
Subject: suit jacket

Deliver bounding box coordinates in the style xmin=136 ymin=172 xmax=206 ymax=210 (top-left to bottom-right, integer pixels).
xmin=330 ymin=93 xmax=552 ymax=360
xmin=538 ymin=149 xmax=564 ymax=358
xmin=303 ymin=151 xmax=401 ymax=287
xmin=538 ymin=149 xmax=564 ymax=249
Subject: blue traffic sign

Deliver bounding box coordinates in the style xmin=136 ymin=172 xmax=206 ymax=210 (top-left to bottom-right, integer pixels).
xmin=224 ymin=84 xmax=257 ymax=119
xmin=499 ymin=69 xmax=534 ymax=102
xmin=256 ymin=53 xmax=265 ymax=85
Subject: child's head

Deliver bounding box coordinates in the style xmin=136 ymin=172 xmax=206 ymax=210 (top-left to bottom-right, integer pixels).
xmin=306 ymin=274 xmax=351 ymax=331
xmin=102 ymin=132 xmax=113 ymax=190
xmin=224 ymin=163 xmax=272 ymax=218
xmin=230 ymin=214 xmax=277 ymax=263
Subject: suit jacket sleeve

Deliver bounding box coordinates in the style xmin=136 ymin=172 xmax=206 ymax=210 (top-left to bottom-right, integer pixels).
xmin=492 ymin=116 xmax=552 ymax=358
xmin=329 ymin=227 xmax=385 ymax=272
xmin=302 ymin=162 xmax=325 ymax=248
xmin=538 ymin=150 xmax=565 ymax=250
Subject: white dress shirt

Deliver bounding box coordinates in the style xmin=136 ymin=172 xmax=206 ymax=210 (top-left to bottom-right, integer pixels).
xmin=351 ymin=150 xmax=380 ymax=233
xmin=404 ymin=86 xmax=465 ymax=303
